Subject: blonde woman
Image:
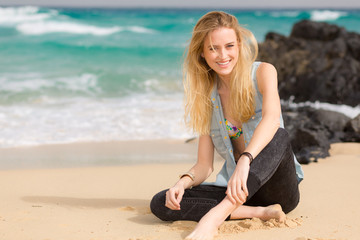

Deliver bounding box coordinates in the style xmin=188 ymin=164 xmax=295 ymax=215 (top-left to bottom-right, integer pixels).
xmin=150 ymin=11 xmax=304 ymax=240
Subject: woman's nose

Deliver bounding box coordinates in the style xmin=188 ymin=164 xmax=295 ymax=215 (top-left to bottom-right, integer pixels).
xmin=218 ymin=48 xmax=226 ymax=58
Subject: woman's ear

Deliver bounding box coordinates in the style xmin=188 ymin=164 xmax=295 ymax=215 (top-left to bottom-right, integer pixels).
xmin=201 ymin=52 xmax=204 ymax=58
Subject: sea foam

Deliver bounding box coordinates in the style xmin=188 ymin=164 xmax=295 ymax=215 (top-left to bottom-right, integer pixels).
xmin=310 ymin=10 xmax=348 ymax=21
xmin=0 ymin=73 xmax=101 ymax=94
xmin=16 ymin=21 xmax=156 ymax=36
xmin=0 ymin=93 xmax=193 ymax=148
xmin=270 ymin=11 xmax=301 ymax=18
xmin=0 ymin=6 xmax=155 ymax=36
xmin=0 ymin=6 xmax=55 ymax=24
xmin=282 ymin=98 xmax=360 ymax=119
xmin=127 ymin=26 xmax=156 ymax=34
xmin=16 ymin=21 xmax=122 ymax=36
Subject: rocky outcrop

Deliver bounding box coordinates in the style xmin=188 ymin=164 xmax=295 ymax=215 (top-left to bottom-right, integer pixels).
xmin=257 ymin=20 xmax=360 ymax=163
xmin=258 ymin=20 xmax=360 ymax=107
xmin=344 ymin=114 xmax=360 ymax=142
xmin=282 ymin=106 xmax=359 ymax=164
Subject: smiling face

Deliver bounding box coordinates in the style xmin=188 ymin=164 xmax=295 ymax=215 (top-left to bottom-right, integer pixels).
xmin=202 ymin=27 xmax=239 ymax=82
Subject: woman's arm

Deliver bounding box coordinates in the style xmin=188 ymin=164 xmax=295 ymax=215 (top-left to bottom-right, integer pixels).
xmin=227 ymin=62 xmax=281 ymax=204
xmin=165 ymin=134 xmax=215 ymax=210
xmin=244 ymin=62 xmax=281 ymax=159
xmin=180 ymin=134 xmax=215 ymax=188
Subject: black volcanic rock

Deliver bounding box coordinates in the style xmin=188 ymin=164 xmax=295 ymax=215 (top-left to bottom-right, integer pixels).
xmin=258 ymin=20 xmax=360 ymax=163
xmin=282 ymin=107 xmax=330 ymax=163
xmin=258 ymin=20 xmax=360 ymax=107
xmin=343 ymin=114 xmax=360 ymax=142
xmin=290 ymin=20 xmax=346 ymax=41
xmin=282 ymin=106 xmax=358 ymax=164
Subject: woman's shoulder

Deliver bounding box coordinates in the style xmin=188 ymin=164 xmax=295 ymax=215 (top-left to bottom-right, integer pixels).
xmin=256 ymin=62 xmax=276 ymax=75
xmin=254 ymin=62 xmax=278 ymax=94
xmin=251 ymin=61 xmax=275 ymax=82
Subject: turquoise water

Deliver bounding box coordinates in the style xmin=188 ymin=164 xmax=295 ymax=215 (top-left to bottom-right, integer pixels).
xmin=0 ymin=6 xmax=359 ymax=147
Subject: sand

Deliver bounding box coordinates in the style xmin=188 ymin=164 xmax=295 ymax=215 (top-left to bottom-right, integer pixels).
xmin=0 ymin=141 xmax=359 ymax=240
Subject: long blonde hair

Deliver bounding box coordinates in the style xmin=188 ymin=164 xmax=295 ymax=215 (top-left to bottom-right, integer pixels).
xmin=183 ymin=11 xmax=258 ymax=135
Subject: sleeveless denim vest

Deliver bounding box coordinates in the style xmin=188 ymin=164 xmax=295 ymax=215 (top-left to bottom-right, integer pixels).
xmin=204 ymin=61 xmax=304 ymax=187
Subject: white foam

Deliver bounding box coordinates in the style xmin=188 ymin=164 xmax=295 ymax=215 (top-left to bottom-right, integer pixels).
xmin=15 ymin=20 xmax=157 ymax=36
xmin=0 ymin=73 xmax=101 ymax=94
xmin=0 ymin=6 xmax=55 ymax=25
xmin=16 ymin=21 xmax=122 ymax=36
xmin=0 ymin=93 xmax=194 ymax=148
xmin=1 ymin=6 xmax=155 ymax=36
xmin=282 ymin=97 xmax=360 ymax=119
xmin=126 ymin=26 xmax=156 ymax=34
xmin=55 ymin=74 xmax=101 ymax=93
xmin=310 ymin=10 xmax=348 ymax=21
xmin=270 ymin=11 xmax=301 ymax=18
xmin=131 ymin=78 xmax=182 ymax=93
xmin=1 ymin=92 xmax=358 ymax=148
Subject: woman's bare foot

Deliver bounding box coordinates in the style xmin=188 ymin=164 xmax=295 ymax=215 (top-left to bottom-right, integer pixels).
xmin=185 ymin=197 xmax=239 ymax=240
xmin=259 ymin=204 xmax=286 ymax=222
xmin=185 ymin=218 xmax=218 ymax=240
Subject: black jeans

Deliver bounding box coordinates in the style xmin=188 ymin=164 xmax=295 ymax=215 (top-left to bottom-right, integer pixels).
xmin=150 ymin=128 xmax=300 ymax=222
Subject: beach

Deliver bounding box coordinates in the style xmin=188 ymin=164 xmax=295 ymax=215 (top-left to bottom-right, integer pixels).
xmin=0 ymin=141 xmax=359 ymax=240
xmin=1 ymin=6 xmax=360 ymax=240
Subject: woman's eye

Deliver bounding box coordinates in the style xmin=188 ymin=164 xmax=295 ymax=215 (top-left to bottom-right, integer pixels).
xmin=227 ymin=44 xmax=234 ymax=48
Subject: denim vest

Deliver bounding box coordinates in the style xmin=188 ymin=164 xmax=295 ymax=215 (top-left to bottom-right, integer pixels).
xmin=205 ymin=61 xmax=304 ymax=187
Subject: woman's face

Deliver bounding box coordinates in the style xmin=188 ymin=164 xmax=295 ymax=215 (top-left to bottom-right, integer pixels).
xmin=202 ymin=27 xmax=239 ymax=81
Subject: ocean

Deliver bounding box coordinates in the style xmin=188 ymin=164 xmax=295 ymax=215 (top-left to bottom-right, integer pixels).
xmin=0 ymin=6 xmax=360 ymax=148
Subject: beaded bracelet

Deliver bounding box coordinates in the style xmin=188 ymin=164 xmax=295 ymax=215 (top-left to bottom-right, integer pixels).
xmin=239 ymin=152 xmax=254 ymax=164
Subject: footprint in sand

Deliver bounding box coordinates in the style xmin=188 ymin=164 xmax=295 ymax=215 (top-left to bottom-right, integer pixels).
xmin=119 ymin=206 xmax=152 ymax=215
xmin=119 ymin=206 xmax=136 ymax=211
xmin=168 ymin=221 xmax=197 ymax=231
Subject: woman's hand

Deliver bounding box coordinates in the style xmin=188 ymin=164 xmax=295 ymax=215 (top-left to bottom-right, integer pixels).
xmin=165 ymin=181 xmax=186 ymax=210
xmin=226 ymin=156 xmax=250 ymax=204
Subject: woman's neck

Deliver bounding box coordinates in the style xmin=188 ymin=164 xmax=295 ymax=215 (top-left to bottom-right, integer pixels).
xmin=217 ymin=75 xmax=231 ymax=92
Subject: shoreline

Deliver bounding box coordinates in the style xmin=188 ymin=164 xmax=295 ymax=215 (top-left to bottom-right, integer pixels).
xmin=1 ymin=100 xmax=358 ymax=151
xmin=0 ymin=139 xmax=200 ymax=170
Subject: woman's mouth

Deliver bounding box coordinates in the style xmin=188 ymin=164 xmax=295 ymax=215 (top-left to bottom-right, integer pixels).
xmin=217 ymin=60 xmax=231 ymax=67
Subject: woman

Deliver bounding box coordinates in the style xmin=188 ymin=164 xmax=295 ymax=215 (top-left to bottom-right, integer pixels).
xmin=150 ymin=11 xmax=304 ymax=240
